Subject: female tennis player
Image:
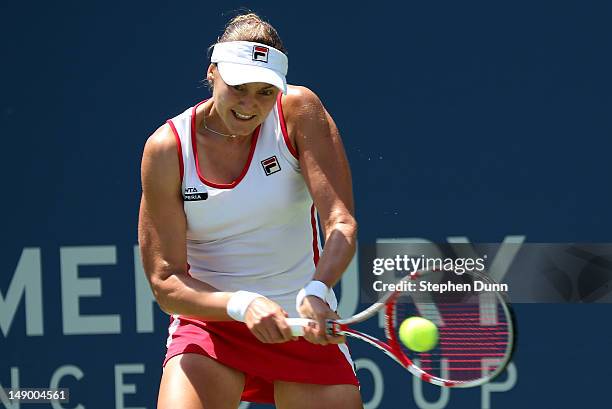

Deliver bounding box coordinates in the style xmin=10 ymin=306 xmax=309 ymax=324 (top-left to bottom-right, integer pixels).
xmin=138 ymin=13 xmax=362 ymax=408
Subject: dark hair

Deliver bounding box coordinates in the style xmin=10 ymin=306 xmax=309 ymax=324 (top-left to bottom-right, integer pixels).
xmin=216 ymin=12 xmax=286 ymax=53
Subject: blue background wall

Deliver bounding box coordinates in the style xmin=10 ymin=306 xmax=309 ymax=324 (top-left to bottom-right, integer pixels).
xmin=1 ymin=1 xmax=611 ymax=408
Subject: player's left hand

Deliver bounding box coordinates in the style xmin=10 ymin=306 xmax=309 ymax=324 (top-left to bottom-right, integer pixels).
xmin=298 ymin=296 xmax=346 ymax=345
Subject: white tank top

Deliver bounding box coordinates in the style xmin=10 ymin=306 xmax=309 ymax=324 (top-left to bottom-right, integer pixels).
xmin=167 ymin=95 xmax=337 ymax=316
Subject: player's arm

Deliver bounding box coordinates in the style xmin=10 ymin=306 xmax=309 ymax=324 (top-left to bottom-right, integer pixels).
xmin=284 ymin=86 xmax=357 ymax=289
xmin=283 ymin=86 xmax=357 ymax=343
xmin=138 ymin=124 xmax=293 ymax=342
xmin=138 ymin=124 xmax=232 ymax=319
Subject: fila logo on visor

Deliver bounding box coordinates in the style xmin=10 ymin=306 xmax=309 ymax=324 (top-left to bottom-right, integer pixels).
xmin=252 ymin=46 xmax=269 ymax=63
xmin=261 ymin=156 xmax=281 ymax=175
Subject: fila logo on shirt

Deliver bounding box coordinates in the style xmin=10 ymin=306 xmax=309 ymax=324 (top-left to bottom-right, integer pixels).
xmin=261 ymin=156 xmax=281 ymax=176
xmin=252 ymin=46 xmax=269 ymax=63
xmin=184 ymin=186 xmax=208 ymax=201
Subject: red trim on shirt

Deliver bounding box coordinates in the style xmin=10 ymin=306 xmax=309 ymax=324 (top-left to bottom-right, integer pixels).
xmin=310 ymin=204 xmax=320 ymax=266
xmin=190 ymin=101 xmax=261 ymax=189
xmin=277 ymin=92 xmax=299 ymax=160
xmin=166 ymin=119 xmax=184 ymax=182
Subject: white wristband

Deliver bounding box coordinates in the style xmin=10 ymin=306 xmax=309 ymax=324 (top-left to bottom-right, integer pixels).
xmin=296 ymin=280 xmax=330 ymax=311
xmin=227 ymin=291 xmax=262 ymax=322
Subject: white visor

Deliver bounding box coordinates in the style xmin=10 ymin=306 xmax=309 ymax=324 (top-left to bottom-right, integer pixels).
xmin=211 ymin=41 xmax=288 ymax=94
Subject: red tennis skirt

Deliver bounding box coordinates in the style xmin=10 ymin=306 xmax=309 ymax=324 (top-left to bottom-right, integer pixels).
xmin=163 ymin=316 xmax=359 ymax=403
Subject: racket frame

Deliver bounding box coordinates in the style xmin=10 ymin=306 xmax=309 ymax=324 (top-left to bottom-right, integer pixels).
xmin=291 ymin=270 xmax=515 ymax=388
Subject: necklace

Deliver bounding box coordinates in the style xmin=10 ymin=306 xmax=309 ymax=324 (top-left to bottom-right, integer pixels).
xmin=201 ymin=114 xmax=237 ymax=138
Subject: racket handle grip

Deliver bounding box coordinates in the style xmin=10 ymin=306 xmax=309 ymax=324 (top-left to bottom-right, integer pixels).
xmin=286 ymin=318 xmax=316 ymax=336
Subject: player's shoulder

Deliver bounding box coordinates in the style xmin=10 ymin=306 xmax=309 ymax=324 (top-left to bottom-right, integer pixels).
xmin=284 ymin=85 xmax=322 ymax=105
xmin=141 ymin=122 xmax=182 ymax=179
xmin=281 ymin=85 xmax=326 ymax=120
xmin=143 ymin=122 xmax=178 ymax=163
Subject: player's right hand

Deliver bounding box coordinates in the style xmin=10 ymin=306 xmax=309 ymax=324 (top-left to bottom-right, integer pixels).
xmin=244 ymin=297 xmax=297 ymax=344
xmin=298 ymin=296 xmax=346 ymax=346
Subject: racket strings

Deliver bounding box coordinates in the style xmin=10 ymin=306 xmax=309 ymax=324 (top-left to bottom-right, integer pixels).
xmin=393 ymin=301 xmax=511 ymax=381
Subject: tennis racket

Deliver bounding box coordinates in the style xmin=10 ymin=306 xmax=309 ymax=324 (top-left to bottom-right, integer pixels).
xmin=287 ymin=269 xmax=516 ymax=388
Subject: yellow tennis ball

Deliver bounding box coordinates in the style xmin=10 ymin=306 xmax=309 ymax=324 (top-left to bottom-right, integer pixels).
xmin=399 ymin=317 xmax=439 ymax=352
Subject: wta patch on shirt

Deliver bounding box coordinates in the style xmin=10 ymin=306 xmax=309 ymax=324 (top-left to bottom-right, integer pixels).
xmin=183 ymin=186 xmax=209 ymax=201
xmin=261 ymin=156 xmax=281 ymax=176
xmin=252 ymin=45 xmax=269 ymax=63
